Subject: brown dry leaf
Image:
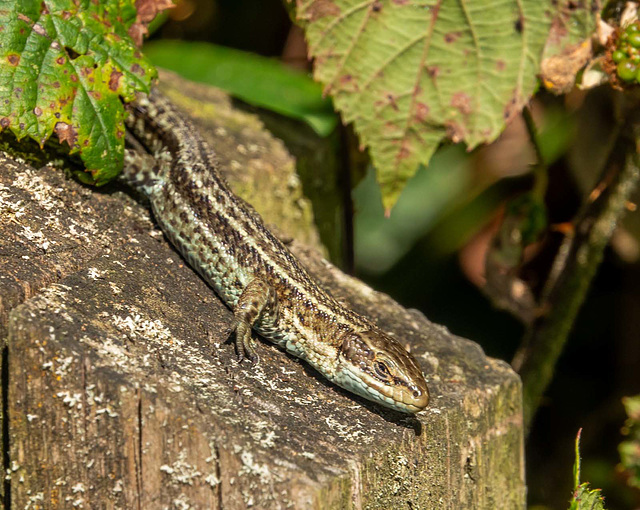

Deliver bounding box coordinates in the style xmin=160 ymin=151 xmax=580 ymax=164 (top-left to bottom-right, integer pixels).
xmin=129 ymin=0 xmax=175 ymax=46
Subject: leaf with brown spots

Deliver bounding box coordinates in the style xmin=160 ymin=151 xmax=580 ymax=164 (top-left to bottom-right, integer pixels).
xmin=541 ymin=0 xmax=598 ymax=94
xmin=0 ymin=0 xmax=157 ymax=185
xmin=297 ymin=0 xmax=556 ymax=210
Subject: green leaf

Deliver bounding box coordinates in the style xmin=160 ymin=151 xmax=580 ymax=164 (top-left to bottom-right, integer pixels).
xmin=569 ymin=429 xmax=607 ymax=510
xmin=143 ymin=41 xmax=338 ymax=137
xmin=0 ymin=0 xmax=157 ymax=184
xmin=570 ymin=484 xmax=607 ymax=510
xmin=619 ymin=395 xmax=640 ymax=489
xmin=296 ymin=0 xmax=555 ymax=210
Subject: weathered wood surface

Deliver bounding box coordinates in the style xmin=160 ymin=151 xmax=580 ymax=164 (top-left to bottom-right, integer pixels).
xmin=0 ymin=75 xmax=525 ymax=509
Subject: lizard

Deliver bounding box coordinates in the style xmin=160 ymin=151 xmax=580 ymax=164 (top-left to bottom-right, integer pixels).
xmin=121 ymin=88 xmax=429 ymax=414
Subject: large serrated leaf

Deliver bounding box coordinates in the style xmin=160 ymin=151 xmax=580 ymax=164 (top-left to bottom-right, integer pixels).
xmin=297 ymin=0 xmax=553 ymax=210
xmin=0 ymin=0 xmax=157 ymax=184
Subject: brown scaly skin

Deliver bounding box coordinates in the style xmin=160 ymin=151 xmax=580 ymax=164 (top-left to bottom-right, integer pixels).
xmin=121 ymin=89 xmax=429 ymax=413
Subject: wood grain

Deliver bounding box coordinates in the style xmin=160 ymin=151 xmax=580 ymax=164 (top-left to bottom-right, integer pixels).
xmin=0 ymin=73 xmax=525 ymax=509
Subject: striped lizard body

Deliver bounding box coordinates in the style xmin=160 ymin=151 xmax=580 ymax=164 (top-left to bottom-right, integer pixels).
xmin=121 ymin=89 xmax=429 ymax=413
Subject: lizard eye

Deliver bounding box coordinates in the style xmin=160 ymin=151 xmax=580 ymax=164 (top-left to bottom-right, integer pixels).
xmin=374 ymin=361 xmax=391 ymax=380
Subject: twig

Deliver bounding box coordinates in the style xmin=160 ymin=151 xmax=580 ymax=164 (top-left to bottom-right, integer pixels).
xmin=514 ymin=139 xmax=640 ymax=428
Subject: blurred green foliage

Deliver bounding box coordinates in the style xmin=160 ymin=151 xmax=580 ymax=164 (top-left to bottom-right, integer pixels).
xmin=620 ymin=395 xmax=640 ymax=489
xmin=353 ymin=145 xmax=472 ymax=274
xmin=144 ymin=40 xmax=338 ymax=136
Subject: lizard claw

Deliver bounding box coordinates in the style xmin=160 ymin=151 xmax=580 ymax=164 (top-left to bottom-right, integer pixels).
xmin=235 ymin=320 xmax=259 ymax=363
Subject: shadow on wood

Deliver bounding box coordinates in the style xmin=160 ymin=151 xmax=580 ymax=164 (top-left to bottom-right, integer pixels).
xmin=0 ymin=73 xmax=524 ymax=509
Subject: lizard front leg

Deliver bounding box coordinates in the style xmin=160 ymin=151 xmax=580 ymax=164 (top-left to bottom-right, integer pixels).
xmin=234 ymin=278 xmax=278 ymax=362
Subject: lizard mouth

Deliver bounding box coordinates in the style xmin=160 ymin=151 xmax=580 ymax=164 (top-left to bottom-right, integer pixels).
xmin=402 ymin=381 xmax=429 ymax=411
xmin=334 ymin=363 xmax=429 ymax=414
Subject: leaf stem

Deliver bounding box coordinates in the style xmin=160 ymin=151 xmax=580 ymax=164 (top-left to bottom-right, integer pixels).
xmin=522 ymin=105 xmax=544 ymax=165
xmin=574 ymin=428 xmax=582 ymax=489
xmin=521 ymin=105 xmax=548 ymax=199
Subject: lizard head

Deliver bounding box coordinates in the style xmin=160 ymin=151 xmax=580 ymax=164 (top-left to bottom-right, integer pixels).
xmin=335 ymin=329 xmax=429 ymax=414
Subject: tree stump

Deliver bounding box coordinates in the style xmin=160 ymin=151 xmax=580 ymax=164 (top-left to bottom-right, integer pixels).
xmin=0 ymin=74 xmax=525 ymax=509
